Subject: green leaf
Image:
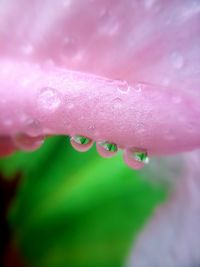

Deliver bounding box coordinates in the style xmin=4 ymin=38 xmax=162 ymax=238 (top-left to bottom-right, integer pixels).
xmin=1 ymin=136 xmax=167 ymax=267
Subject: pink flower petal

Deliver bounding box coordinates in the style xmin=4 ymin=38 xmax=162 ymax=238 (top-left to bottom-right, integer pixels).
xmin=0 ymin=59 xmax=199 ymax=157
xmin=0 ymin=0 xmax=200 ymax=162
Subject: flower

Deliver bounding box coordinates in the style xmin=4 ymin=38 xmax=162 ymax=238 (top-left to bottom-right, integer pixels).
xmin=0 ymin=1 xmax=200 ymax=266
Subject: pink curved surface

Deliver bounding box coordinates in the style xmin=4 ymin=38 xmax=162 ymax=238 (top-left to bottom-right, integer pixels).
xmin=0 ymin=59 xmax=199 ymax=156
xmin=0 ymin=0 xmax=200 ymax=159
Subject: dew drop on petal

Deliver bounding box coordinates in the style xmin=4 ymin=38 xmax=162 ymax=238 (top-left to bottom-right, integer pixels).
xmin=38 ymin=87 xmax=61 ymax=112
xmin=117 ymin=80 xmax=130 ymax=93
xmin=70 ymin=135 xmax=93 ymax=152
xmin=123 ymin=148 xmax=149 ymax=170
xmin=96 ymin=141 xmax=118 ymax=158
xmin=24 ymin=119 xmax=42 ymax=137
xmin=13 ymin=134 xmax=44 ymax=152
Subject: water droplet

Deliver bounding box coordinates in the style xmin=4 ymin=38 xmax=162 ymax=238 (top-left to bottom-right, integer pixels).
xmin=171 ymin=52 xmax=184 ymax=70
xmin=70 ymin=135 xmax=93 ymax=152
xmin=38 ymin=87 xmax=61 ymax=112
xmin=96 ymin=141 xmax=118 ymax=158
xmin=24 ymin=119 xmax=42 ymax=137
xmin=117 ymin=80 xmax=130 ymax=93
xmin=123 ymin=148 xmax=149 ymax=170
xmin=13 ymin=134 xmax=44 ymax=152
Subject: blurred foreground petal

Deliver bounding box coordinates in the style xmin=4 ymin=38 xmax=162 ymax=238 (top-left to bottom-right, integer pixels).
xmin=127 ymin=150 xmax=200 ymax=267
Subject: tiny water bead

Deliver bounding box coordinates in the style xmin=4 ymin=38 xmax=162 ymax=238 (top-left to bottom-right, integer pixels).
xmin=13 ymin=134 xmax=44 ymax=152
xmin=117 ymin=80 xmax=130 ymax=93
xmin=24 ymin=118 xmax=42 ymax=137
xmin=123 ymin=148 xmax=149 ymax=170
xmin=96 ymin=141 xmax=118 ymax=158
xmin=38 ymin=87 xmax=61 ymax=112
xmin=70 ymin=135 xmax=93 ymax=152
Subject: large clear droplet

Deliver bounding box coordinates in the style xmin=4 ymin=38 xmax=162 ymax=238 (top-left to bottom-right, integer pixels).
xmin=38 ymin=87 xmax=61 ymax=112
xmin=13 ymin=134 xmax=44 ymax=152
xmin=123 ymin=148 xmax=149 ymax=170
xmin=96 ymin=141 xmax=118 ymax=158
xmin=70 ymin=135 xmax=93 ymax=152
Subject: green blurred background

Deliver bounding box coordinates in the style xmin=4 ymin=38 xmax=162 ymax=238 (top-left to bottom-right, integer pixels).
xmin=0 ymin=136 xmax=166 ymax=267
